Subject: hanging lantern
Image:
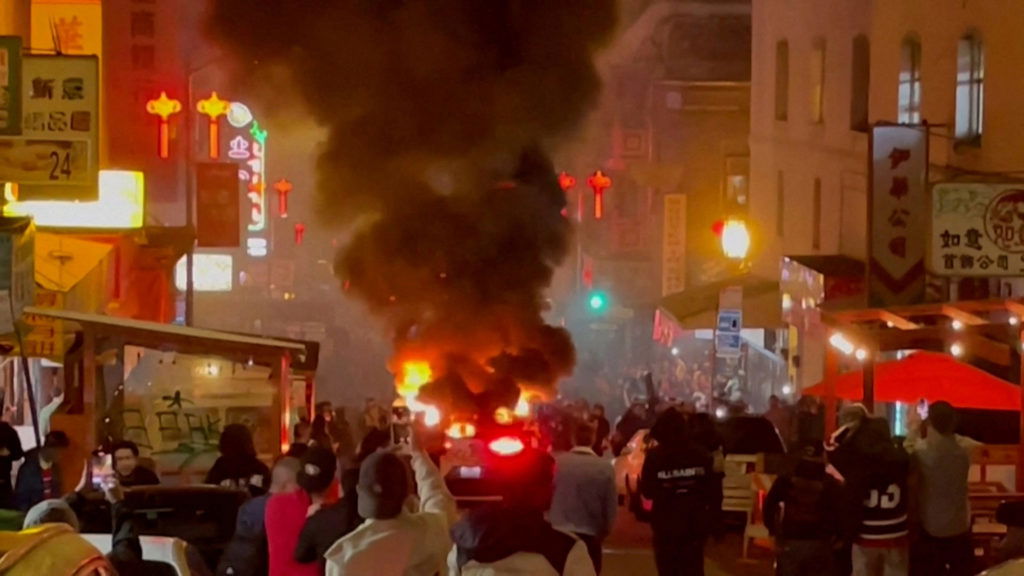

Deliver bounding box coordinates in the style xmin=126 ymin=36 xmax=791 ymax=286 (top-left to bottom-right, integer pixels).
xmin=587 ymin=170 xmax=612 ymax=220
xmin=196 ymin=92 xmax=231 ymax=160
xmin=274 ymin=179 xmax=293 ymax=218
xmin=294 ymin=222 xmax=306 ymax=245
xmin=558 ymin=172 xmax=576 ymax=219
xmin=145 ymin=91 xmax=181 ymax=159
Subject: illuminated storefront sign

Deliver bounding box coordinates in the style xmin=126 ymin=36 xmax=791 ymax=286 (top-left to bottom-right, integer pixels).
xmin=221 ymin=101 xmax=268 ymax=257
xmin=174 ymin=253 xmax=233 ymax=292
xmin=4 ymin=170 xmax=143 ymax=228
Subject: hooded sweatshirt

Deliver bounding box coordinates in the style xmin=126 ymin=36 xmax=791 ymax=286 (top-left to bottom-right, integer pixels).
xmin=448 ymin=505 xmax=596 ymax=576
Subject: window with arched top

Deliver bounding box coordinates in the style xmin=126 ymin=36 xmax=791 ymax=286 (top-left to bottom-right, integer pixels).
xmin=955 ymin=33 xmax=984 ymax=142
xmin=898 ymin=36 xmax=922 ymax=123
xmin=775 ymin=40 xmax=789 ymax=121
xmin=850 ymin=35 xmax=870 ymax=131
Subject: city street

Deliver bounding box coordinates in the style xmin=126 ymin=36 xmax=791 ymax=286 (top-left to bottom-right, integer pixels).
xmin=603 ymin=508 xmax=775 ymax=576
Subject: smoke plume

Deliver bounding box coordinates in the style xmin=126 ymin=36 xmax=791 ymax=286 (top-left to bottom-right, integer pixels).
xmin=206 ymin=0 xmax=617 ymax=414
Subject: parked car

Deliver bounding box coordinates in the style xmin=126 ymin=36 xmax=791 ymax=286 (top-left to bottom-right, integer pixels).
xmin=611 ymin=415 xmax=787 ymax=520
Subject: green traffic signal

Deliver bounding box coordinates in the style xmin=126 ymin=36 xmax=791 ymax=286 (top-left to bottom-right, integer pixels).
xmin=588 ymin=292 xmax=607 ymax=311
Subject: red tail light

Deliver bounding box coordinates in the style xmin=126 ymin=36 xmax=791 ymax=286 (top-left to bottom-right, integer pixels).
xmin=488 ymin=436 xmax=525 ymax=456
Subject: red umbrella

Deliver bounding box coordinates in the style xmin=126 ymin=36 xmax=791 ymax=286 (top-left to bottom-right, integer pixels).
xmin=803 ymin=351 xmax=1021 ymax=411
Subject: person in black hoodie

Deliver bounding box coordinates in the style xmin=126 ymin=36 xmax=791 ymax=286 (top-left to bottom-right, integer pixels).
xmin=295 ymin=427 xmax=390 ymax=572
xmin=448 ymin=448 xmax=596 ymax=575
xmin=765 ymin=446 xmax=842 ymax=576
xmin=827 ymin=406 xmax=910 ymax=576
xmin=205 ymin=424 xmax=271 ymax=497
xmin=640 ymin=408 xmax=720 ymax=576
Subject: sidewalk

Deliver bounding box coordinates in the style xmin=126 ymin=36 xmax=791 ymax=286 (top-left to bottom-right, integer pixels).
xmin=603 ymin=508 xmax=775 ymax=576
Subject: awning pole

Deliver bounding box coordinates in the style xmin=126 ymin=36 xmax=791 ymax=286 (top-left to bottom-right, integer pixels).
xmin=824 ymin=335 xmax=839 ymax=438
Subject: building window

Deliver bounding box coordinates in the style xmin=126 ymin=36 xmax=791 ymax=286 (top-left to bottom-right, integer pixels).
xmin=850 ymin=35 xmax=870 ymax=131
xmin=812 ymin=178 xmax=822 ymax=250
xmin=955 ymin=33 xmax=984 ymax=142
xmin=776 ymin=171 xmax=785 ymax=238
xmin=774 ymin=40 xmax=789 ymax=121
xmin=130 ymin=11 xmax=156 ymax=39
xmin=810 ymin=40 xmax=826 ymax=123
xmin=131 ymin=44 xmax=155 ymax=71
xmin=898 ymin=36 xmax=922 ymax=124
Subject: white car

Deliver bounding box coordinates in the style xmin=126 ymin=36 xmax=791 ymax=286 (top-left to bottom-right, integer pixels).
xmin=81 ymin=533 xmax=199 ymax=575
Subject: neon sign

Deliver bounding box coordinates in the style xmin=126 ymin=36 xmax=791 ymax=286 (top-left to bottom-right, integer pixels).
xmin=145 ymin=91 xmax=181 ymax=159
xmin=196 ymin=92 xmax=230 ymax=160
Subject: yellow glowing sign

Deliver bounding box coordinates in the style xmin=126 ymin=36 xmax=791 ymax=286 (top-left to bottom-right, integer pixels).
xmin=31 ymin=0 xmax=103 ymax=57
xmin=721 ymin=219 xmax=751 ymax=259
xmin=174 ymin=254 xmax=233 ymax=292
xmin=4 ymin=170 xmax=144 ymax=228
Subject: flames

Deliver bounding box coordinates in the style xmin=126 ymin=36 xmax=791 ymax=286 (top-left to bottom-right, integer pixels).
xmin=398 ymin=361 xmax=441 ymax=427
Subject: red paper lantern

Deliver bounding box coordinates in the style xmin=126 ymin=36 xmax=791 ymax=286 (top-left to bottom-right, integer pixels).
xmin=274 ymin=179 xmax=293 ymax=218
xmin=587 ymin=170 xmax=612 ymax=220
xmin=294 ymin=222 xmax=306 ymax=245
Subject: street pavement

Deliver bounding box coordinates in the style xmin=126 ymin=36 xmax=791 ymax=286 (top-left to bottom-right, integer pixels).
xmin=602 ymin=507 xmax=775 ymax=575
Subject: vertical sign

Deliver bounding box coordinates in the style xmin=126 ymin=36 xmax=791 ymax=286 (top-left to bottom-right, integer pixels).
xmin=868 ymin=125 xmax=926 ymax=306
xmin=196 ymin=162 xmax=241 ymax=248
xmin=0 ymin=36 xmax=22 ymax=136
xmin=662 ymin=194 xmax=687 ymax=296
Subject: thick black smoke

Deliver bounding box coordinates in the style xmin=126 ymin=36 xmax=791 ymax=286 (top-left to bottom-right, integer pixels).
xmin=206 ymin=0 xmax=617 ymax=412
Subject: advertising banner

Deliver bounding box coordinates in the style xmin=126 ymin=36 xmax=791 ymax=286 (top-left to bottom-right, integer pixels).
xmin=930 ymin=182 xmax=1024 ymax=276
xmin=868 ymin=125 xmax=927 ymax=306
xmin=196 ymin=162 xmax=241 ymax=248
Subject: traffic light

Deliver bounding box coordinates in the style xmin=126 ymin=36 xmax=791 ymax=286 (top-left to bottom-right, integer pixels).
xmin=587 ymin=291 xmax=608 ymax=313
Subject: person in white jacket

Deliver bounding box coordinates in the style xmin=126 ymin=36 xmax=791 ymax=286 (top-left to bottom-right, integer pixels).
xmin=325 ymin=431 xmax=458 ymax=576
xmin=448 ymin=448 xmax=596 ymax=576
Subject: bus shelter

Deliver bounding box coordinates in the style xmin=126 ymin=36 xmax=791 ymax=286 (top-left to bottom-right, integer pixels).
xmin=27 ymin=307 xmax=318 ymax=492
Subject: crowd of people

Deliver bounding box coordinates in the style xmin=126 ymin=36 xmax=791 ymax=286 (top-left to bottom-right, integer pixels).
xmin=0 ymin=390 xmax=992 ymax=576
xmin=764 ymin=400 xmax=978 ymax=576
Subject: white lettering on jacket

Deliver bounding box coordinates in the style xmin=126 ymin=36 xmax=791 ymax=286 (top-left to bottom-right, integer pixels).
xmin=657 ymin=467 xmax=706 ymax=480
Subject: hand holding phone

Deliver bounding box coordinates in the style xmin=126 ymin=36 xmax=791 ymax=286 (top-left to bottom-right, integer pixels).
xmin=90 ymin=452 xmax=113 ymax=490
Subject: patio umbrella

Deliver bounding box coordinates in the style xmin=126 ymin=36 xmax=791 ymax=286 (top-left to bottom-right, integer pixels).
xmin=803 ymin=351 xmax=1021 ymax=411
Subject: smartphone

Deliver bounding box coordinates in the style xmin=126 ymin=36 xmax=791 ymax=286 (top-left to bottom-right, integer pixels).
xmin=91 ymin=452 xmax=113 ymax=489
xmin=391 ymin=406 xmax=412 ymax=447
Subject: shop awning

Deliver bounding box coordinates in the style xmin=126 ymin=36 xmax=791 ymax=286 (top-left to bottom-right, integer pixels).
xmin=803 ymin=351 xmax=1020 ymax=411
xmin=21 ymin=306 xmax=313 ymax=365
xmin=659 ymin=274 xmax=782 ymax=330
xmin=34 ymin=233 xmax=112 ymax=293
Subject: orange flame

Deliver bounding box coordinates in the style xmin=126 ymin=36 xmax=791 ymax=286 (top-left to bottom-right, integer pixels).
xmin=397 ymin=361 xmax=440 ymax=427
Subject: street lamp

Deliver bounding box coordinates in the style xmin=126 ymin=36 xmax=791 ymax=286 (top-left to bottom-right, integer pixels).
xmin=720 ymin=219 xmax=751 ymax=260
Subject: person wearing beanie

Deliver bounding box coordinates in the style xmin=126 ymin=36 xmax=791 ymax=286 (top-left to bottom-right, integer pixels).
xmin=324 ymin=427 xmax=457 ymax=576
xmin=449 ymin=448 xmax=597 ymax=576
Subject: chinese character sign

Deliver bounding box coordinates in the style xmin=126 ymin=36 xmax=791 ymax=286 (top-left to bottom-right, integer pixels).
xmin=930 ymin=183 xmax=1024 ymax=277
xmin=30 ymin=1 xmax=103 ymax=57
xmin=662 ymin=194 xmax=687 ymax=296
xmin=869 ymin=125 xmax=926 ymax=306
xmin=0 ymin=55 xmax=99 ymax=200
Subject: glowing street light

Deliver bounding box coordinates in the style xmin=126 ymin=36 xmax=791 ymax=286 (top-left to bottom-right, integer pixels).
xmin=720 ymin=219 xmax=751 ymax=259
xmin=196 ymin=91 xmax=231 ymax=160
xmin=145 ymin=91 xmax=182 ymax=159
